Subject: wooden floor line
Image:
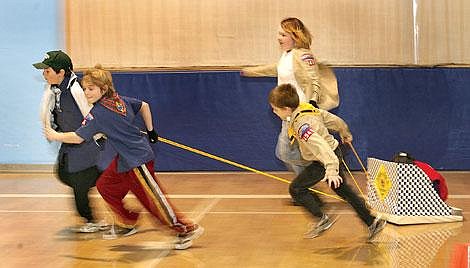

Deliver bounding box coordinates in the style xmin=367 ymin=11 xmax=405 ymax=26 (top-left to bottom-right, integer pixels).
xmin=0 ymin=193 xmax=292 ymax=198
xmin=0 ymin=209 xmax=340 ymax=215
xmin=1 ymin=209 xmax=468 ymax=215
xmin=0 ymin=193 xmax=469 ymax=199
xmin=192 ymin=198 xmax=220 ymax=223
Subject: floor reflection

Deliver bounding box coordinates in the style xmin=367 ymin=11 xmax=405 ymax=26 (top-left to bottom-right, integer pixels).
xmin=373 ymin=222 xmax=463 ymax=267
xmin=314 ymin=222 xmax=462 ymax=267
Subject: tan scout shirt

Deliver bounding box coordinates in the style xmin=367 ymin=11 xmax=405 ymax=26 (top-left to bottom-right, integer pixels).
xmin=289 ymin=103 xmax=352 ymax=176
xmin=242 ymin=48 xmax=339 ymax=110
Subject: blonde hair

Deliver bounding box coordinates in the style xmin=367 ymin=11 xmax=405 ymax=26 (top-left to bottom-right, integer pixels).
xmin=268 ymin=83 xmax=299 ymax=109
xmin=280 ymin=17 xmax=312 ymax=49
xmin=81 ymin=64 xmax=116 ymax=98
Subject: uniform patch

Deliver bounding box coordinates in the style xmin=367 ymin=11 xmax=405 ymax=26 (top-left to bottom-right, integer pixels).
xmin=116 ymin=101 xmax=125 ymax=113
xmin=298 ymin=123 xmax=314 ymax=141
xmin=301 ymin=53 xmax=316 ymax=66
xmin=81 ymin=112 xmax=94 ymax=125
xmin=100 ymin=95 xmax=127 ymax=116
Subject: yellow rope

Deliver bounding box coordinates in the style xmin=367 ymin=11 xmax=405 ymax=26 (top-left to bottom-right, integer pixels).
xmin=349 ymin=143 xmax=370 ymax=180
xmin=341 ymin=158 xmax=366 ymax=200
xmin=157 ymin=136 xmax=345 ymax=202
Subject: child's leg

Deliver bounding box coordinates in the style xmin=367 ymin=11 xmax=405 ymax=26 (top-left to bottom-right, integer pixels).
xmin=129 ymin=161 xmax=195 ymax=234
xmin=332 ymin=148 xmax=375 ymax=226
xmin=96 ymin=158 xmax=139 ymax=227
xmin=332 ymin=164 xmax=387 ymax=240
xmin=332 ymin=181 xmax=374 ymax=226
xmin=57 ymin=153 xmax=97 ymax=222
xmin=289 ymin=162 xmax=325 ymax=218
xmin=68 ymin=166 xmax=101 ymax=223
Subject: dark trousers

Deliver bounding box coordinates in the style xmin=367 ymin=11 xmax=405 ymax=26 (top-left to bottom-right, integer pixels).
xmin=57 ymin=154 xmax=101 ymax=222
xmin=289 ymin=147 xmax=374 ymax=226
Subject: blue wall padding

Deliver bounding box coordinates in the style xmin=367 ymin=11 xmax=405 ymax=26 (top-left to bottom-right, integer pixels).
xmin=107 ymin=68 xmax=470 ymax=171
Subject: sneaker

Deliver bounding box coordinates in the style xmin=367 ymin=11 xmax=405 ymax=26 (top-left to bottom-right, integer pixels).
xmin=71 ymin=220 xmax=111 ymax=233
xmin=176 ymin=225 xmax=204 ymax=243
xmin=95 ymin=220 xmax=111 ymax=231
xmin=304 ymin=214 xmax=337 ymax=239
xmin=102 ymin=225 xmax=138 ymax=240
xmin=367 ymin=216 xmax=387 ymax=242
xmin=174 ymin=240 xmax=193 ymax=250
xmin=76 ymin=222 xmax=100 ymax=233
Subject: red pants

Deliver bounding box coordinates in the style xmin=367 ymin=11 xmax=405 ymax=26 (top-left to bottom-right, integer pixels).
xmin=96 ymin=157 xmax=194 ymax=233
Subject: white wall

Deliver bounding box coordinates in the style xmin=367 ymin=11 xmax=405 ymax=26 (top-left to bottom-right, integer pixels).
xmin=0 ymin=0 xmax=62 ymax=164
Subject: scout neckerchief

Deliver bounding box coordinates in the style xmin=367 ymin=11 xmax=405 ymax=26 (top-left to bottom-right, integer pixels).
xmin=288 ymin=102 xmax=320 ymax=144
xmin=51 ymin=74 xmax=75 ymax=113
xmin=99 ymin=93 xmax=127 ymax=116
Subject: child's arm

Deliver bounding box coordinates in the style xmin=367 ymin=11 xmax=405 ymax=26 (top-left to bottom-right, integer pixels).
xmin=139 ymin=102 xmax=154 ymax=131
xmin=70 ymin=84 xmax=92 ymax=117
xmin=139 ymin=101 xmax=158 ymax=143
xmin=307 ymin=138 xmax=344 ymax=189
xmin=320 ymin=110 xmax=353 ymax=144
xmin=302 ymin=136 xmax=343 ymax=189
xmin=295 ymin=120 xmax=343 ymax=188
xmin=43 ymin=127 xmax=84 ymax=144
xmin=292 ymin=50 xmax=321 ymax=104
xmin=39 ymin=86 xmax=54 ymax=129
xmin=321 ymin=174 xmax=343 ymax=189
xmin=241 ymin=63 xmax=277 ymax=77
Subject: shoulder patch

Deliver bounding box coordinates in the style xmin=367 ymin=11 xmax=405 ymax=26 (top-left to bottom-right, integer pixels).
xmin=298 ymin=123 xmax=315 ymax=142
xmin=81 ymin=112 xmax=94 ymax=126
xmin=301 ymin=53 xmax=316 ymax=66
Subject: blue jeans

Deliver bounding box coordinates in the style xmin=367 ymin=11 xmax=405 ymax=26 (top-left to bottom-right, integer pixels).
xmin=275 ymin=121 xmax=311 ymax=175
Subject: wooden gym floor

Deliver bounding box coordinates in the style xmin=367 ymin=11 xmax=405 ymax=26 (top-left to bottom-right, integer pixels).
xmin=0 ymin=170 xmax=468 ymax=267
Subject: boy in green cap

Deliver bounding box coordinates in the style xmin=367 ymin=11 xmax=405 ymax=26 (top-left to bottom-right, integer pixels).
xmin=33 ymin=50 xmax=107 ymax=233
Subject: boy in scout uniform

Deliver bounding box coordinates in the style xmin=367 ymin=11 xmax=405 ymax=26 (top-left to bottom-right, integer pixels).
xmin=268 ymin=83 xmax=386 ymax=241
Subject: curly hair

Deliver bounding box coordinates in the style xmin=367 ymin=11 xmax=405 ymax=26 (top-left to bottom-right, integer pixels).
xmin=81 ymin=64 xmax=116 ymax=98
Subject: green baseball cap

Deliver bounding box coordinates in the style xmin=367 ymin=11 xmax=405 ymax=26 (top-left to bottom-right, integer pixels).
xmin=33 ymin=50 xmax=73 ymax=71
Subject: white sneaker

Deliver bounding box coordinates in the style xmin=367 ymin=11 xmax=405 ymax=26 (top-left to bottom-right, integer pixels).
xmin=176 ymin=225 xmax=204 ymax=243
xmin=74 ymin=222 xmax=100 ymax=233
xmin=95 ymin=220 xmax=111 ymax=231
xmin=72 ymin=220 xmax=111 ymax=233
xmin=102 ymin=226 xmax=138 ymax=240
xmin=174 ymin=240 xmax=193 ymax=250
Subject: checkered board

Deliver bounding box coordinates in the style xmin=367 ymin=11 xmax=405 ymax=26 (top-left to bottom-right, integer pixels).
xmin=367 ymin=158 xmax=463 ymax=224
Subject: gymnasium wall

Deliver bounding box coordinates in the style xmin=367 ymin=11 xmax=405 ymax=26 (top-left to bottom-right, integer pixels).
xmin=0 ymin=0 xmax=63 ymax=167
xmin=108 ymin=68 xmax=470 ymax=171
xmin=66 ymin=0 xmax=470 ymax=68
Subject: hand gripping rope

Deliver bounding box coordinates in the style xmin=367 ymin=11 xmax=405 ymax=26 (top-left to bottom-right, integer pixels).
xmin=155 ymin=136 xmax=376 ymax=203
